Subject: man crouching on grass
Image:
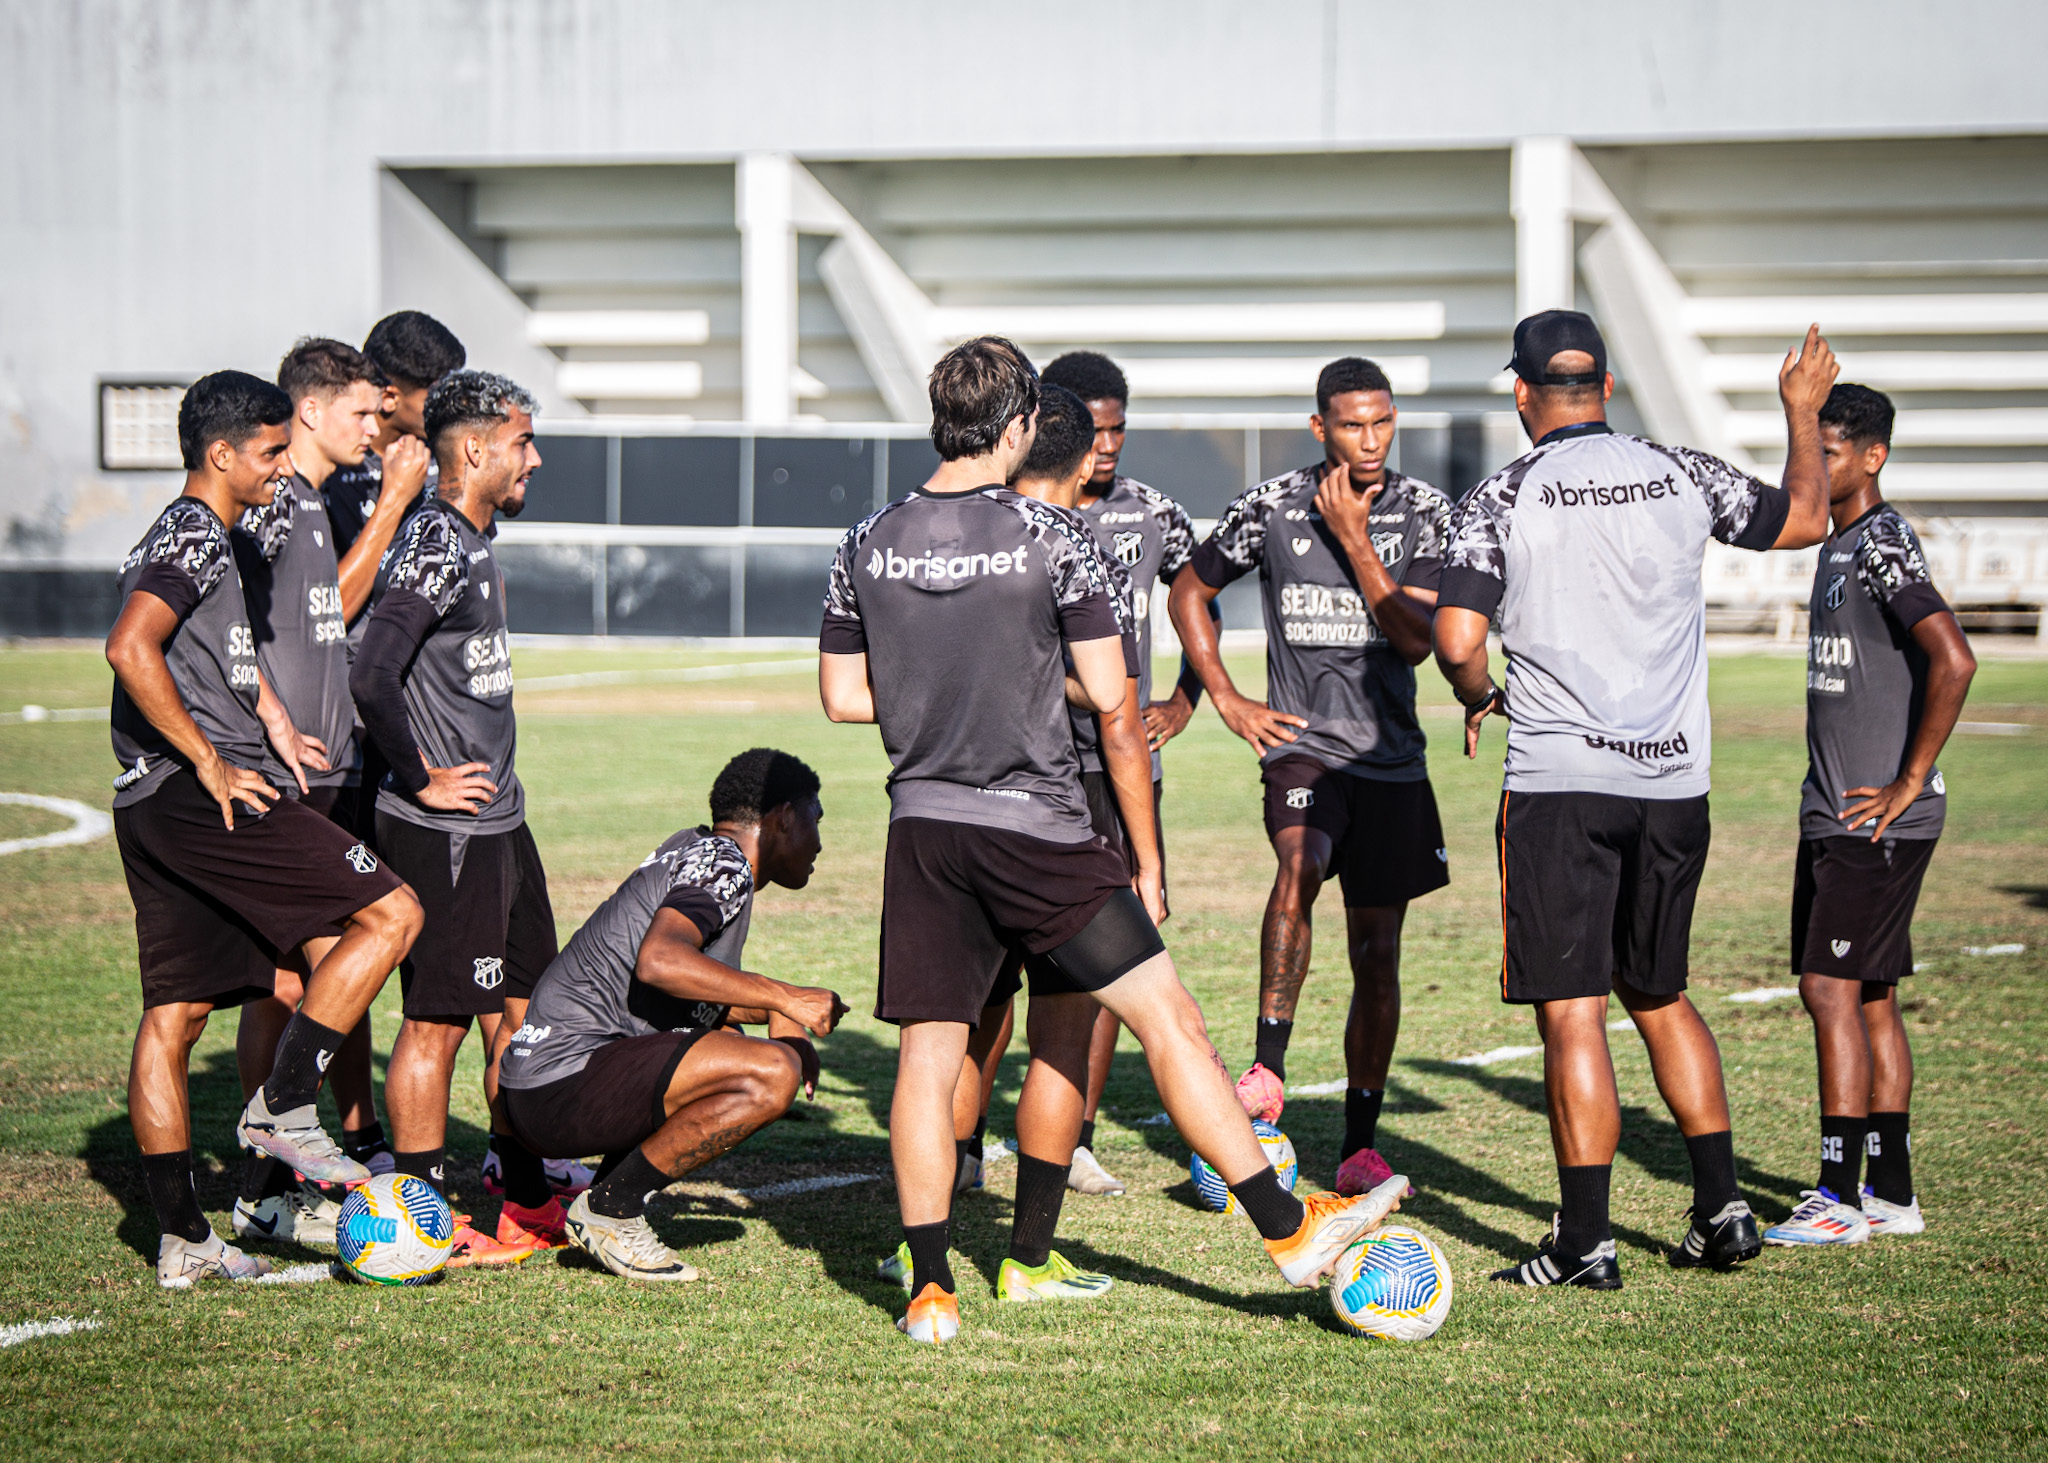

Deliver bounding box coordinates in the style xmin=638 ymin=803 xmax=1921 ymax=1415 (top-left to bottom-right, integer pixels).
xmin=498 ymin=749 xmax=847 ymax=1281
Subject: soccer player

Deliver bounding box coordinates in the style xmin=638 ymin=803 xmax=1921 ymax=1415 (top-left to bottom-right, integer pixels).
xmin=229 ymin=338 xmax=393 ymax=1245
xmin=500 ymin=749 xmax=847 ymax=1281
xmin=107 ymin=371 xmax=421 ymax=1286
xmin=1764 ymin=384 xmax=1974 ymax=1247
xmin=820 ymin=337 xmax=1405 ymax=1344
xmin=1169 ymin=357 xmax=1453 ymax=1195
xmin=1434 ymin=310 xmax=1839 ymax=1287
xmin=933 ymin=385 xmax=1158 ymax=1230
xmin=1038 ymin=351 xmax=1205 ymax=1195
xmin=349 ymin=369 xmax=560 ymax=1266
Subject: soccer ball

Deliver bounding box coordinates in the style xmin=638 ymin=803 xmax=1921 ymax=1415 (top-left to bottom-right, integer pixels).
xmin=336 ymin=1173 xmax=455 ymax=1285
xmin=1190 ymin=1120 xmax=1298 ymax=1212
xmin=1327 ymin=1224 xmax=1454 ymax=1341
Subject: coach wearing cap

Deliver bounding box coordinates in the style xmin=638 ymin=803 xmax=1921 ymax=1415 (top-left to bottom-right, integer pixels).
xmin=1432 ymin=309 xmax=1839 ymax=1289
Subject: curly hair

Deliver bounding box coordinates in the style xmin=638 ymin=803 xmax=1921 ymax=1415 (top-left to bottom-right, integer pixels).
xmin=710 ymin=748 xmax=821 ymax=825
xmin=423 ymin=370 xmax=538 ymax=458
xmin=1043 ymin=351 xmax=1128 ymax=406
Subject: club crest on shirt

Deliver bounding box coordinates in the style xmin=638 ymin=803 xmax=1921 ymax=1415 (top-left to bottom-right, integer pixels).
xmin=1831 ymin=939 xmax=1852 ymax=958
xmin=1112 ymin=531 xmax=1145 ymax=566
xmin=1372 ymin=531 xmax=1405 ymax=567
xmin=1825 ymin=573 xmax=1847 ymax=611
xmin=472 ymin=956 xmax=505 ymax=990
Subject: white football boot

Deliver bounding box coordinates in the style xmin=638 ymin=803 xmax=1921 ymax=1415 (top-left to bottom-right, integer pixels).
xmin=157 ymin=1230 xmax=274 ymax=1288
xmin=1861 ymin=1188 xmax=1926 ymax=1236
xmin=232 ymin=1182 xmax=342 ymax=1246
xmin=1764 ymin=1190 xmax=1871 ymax=1246
xmin=1066 ymin=1146 xmax=1126 ymax=1196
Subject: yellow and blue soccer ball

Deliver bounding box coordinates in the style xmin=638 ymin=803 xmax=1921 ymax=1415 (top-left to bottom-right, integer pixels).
xmin=336 ymin=1173 xmax=455 ymax=1285
xmin=1328 ymin=1224 xmax=1454 ymax=1341
xmin=1190 ymin=1120 xmax=1297 ymax=1212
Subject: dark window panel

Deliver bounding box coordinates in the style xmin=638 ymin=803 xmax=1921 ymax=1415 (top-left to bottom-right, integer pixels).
xmin=1258 ymin=428 xmax=1322 ymax=486
xmin=754 ymin=436 xmax=873 ymax=527
xmin=622 ymin=437 xmax=743 ymax=526
xmin=886 ymin=436 xmax=940 ymax=501
xmin=607 ymin=544 xmax=732 ymax=636
xmin=525 ymin=435 xmax=607 ymax=523
xmin=744 ymin=543 xmax=838 ymax=636
xmin=0 ymin=569 xmax=124 ymax=636
xmin=497 ymin=543 xmax=597 ymax=635
xmin=1118 ymin=429 xmax=1245 ymax=519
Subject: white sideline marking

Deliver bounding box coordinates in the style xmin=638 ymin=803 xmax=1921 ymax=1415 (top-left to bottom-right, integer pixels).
xmin=1956 ymin=721 xmax=2030 ymax=736
xmin=1727 ymin=987 xmax=1802 ymax=1004
xmin=1289 ymin=1078 xmax=1348 ymax=1095
xmin=520 ymin=657 xmax=817 ymax=691
xmin=742 ymin=1173 xmax=878 ymax=1200
xmin=0 ymin=705 xmax=108 ymax=725
xmin=245 ymin=1263 xmax=336 ymax=1286
xmin=1965 ymin=943 xmax=2026 ymax=957
xmin=0 ymin=1316 xmax=101 ymax=1348
xmin=1609 ymin=1018 xmax=1638 ymax=1031
xmin=0 ymin=792 xmax=112 ymax=856
xmin=1451 ymin=1045 xmax=1543 ymax=1066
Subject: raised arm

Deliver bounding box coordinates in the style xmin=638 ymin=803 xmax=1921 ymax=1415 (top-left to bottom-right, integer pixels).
xmin=336 ymin=436 xmax=430 ymax=622
xmin=1772 ymin=324 xmax=1841 ymax=550
xmin=1311 ymin=468 xmax=1436 ymax=665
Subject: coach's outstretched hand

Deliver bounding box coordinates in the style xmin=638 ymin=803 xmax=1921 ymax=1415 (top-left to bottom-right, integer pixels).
xmin=415 ymin=757 xmax=498 ymax=813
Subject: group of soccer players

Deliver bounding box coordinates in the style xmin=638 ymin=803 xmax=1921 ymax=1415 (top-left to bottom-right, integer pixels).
xmin=109 ymin=299 xmax=1970 ymax=1330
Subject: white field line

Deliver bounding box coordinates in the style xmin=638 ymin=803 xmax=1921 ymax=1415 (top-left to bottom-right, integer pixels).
xmin=0 ymin=792 xmax=112 ymax=856
xmin=246 ymin=1263 xmax=336 ymax=1286
xmin=1609 ymin=1018 xmax=1638 ymax=1031
xmin=520 ymin=657 xmax=817 ymax=691
xmin=741 ymin=1173 xmax=879 ymax=1201
xmin=1727 ymin=987 xmax=1802 ymax=1004
xmin=1452 ymin=1045 xmax=1543 ymax=1066
xmin=1289 ymin=1078 xmax=1348 ymax=1095
xmin=0 ymin=1316 xmax=101 ymax=1348
xmin=1955 ymin=722 xmax=2030 ymax=736
xmin=0 ymin=706 xmax=108 ymax=725
xmin=1965 ymin=943 xmax=2026 ymax=957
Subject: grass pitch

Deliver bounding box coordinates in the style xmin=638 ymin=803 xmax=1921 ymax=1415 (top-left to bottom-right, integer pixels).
xmin=0 ymin=643 xmax=2044 ymax=1461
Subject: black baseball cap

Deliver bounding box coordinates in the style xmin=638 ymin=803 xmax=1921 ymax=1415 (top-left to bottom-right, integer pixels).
xmin=1507 ymin=310 xmax=1608 ymax=386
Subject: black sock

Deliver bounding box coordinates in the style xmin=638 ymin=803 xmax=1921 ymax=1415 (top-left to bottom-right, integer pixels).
xmin=142 ymin=1150 xmax=211 ymax=1243
xmin=1009 ymin=1154 xmax=1069 ymax=1269
xmin=1556 ymin=1164 xmax=1612 ymax=1259
xmin=586 ymin=1147 xmax=666 ymax=1221
xmin=393 ymin=1147 xmax=447 ymax=1196
xmin=1684 ymin=1129 xmax=1741 ymax=1221
xmin=1227 ymin=1164 xmax=1308 ymax=1242
xmin=590 ymin=1150 xmax=629 ymax=1188
xmin=904 ymin=1219 xmax=954 ymax=1295
xmin=239 ymin=1150 xmax=279 ymax=1205
xmin=497 ymin=1134 xmax=552 ymax=1209
xmin=262 ymin=1013 xmax=347 ymax=1112
xmin=1341 ymin=1088 xmax=1384 ymax=1161
xmin=972 ymin=1115 xmax=988 ymax=1146
xmin=342 ymin=1121 xmax=391 ymax=1165
xmin=1254 ymin=1018 xmax=1293 ymax=1081
xmin=953 ymin=1139 xmax=974 ymax=1190
xmin=1818 ymin=1115 xmax=1866 ymax=1203
xmin=1865 ymin=1111 xmax=1914 ymax=1204
xmin=1078 ymin=1118 xmax=1097 ymax=1152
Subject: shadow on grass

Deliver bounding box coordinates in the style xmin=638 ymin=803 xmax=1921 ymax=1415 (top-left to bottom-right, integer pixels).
xmin=1998 ymin=884 xmax=2048 ymax=911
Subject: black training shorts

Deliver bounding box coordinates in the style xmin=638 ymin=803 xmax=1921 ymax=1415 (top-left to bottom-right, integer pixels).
xmin=114 ymin=767 xmax=405 ymax=1010
xmin=504 ymin=1029 xmax=708 ymax=1160
xmin=1495 ymin=789 xmax=1710 ymax=1004
xmin=1261 ymin=756 xmax=1449 ymax=907
xmin=1791 ymin=834 xmax=1936 ymax=985
xmin=878 ymin=816 xmax=1164 ymax=1026
xmin=376 ymin=813 xmax=558 ymax=1018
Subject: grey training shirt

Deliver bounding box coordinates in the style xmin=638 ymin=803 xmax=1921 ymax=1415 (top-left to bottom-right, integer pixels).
xmin=500 ymin=827 xmax=754 ymax=1090
xmin=371 ymin=499 xmax=525 ymax=834
xmin=1801 ymin=504 xmax=1948 ymax=840
xmin=1192 ymin=467 xmax=1450 ymax=781
xmin=820 ymin=485 xmax=1132 ymax=843
xmin=234 ymin=475 xmax=356 ymax=787
xmin=110 ymin=498 xmax=269 ymax=807
xmin=1071 ymin=476 xmax=1197 ymax=778
xmin=1440 ymin=423 xmax=1789 ymax=799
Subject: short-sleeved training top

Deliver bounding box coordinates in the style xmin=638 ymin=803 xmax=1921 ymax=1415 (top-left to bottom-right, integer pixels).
xmin=501 ymin=827 xmax=754 ymax=1089
xmin=1439 ymin=422 xmax=1790 ymax=799
xmin=819 ymin=484 xmax=1131 ymax=843
xmin=233 ymin=476 xmax=356 ymax=787
xmin=1071 ymin=476 xmax=1197 ymax=778
xmin=1191 ymin=466 xmax=1451 ymax=781
xmin=371 ymin=499 xmax=525 ymax=834
xmin=1801 ymin=504 xmax=1949 ymax=840
xmin=110 ymin=498 xmax=269 ymax=808
xmin=322 ymin=449 xmax=436 ymax=659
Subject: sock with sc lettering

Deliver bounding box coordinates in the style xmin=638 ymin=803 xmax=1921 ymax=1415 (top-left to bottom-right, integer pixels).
xmin=1818 ymin=1114 xmax=1866 ymax=1204
xmin=1341 ymin=1089 xmax=1384 ymax=1162
xmin=1077 ymin=1118 xmax=1097 ymax=1153
xmin=143 ymin=1150 xmax=212 ymax=1243
xmin=1227 ymin=1165 xmax=1308 ymax=1241
xmin=1254 ymin=1018 xmax=1293 ymax=1081
xmin=393 ymin=1147 xmax=447 ymax=1197
xmin=586 ymin=1147 xmax=666 ymax=1221
xmin=1864 ymin=1112 xmax=1914 ymax=1204
xmin=261 ymin=1013 xmax=347 ymax=1113
xmin=1555 ymin=1164 xmax=1612 ymax=1260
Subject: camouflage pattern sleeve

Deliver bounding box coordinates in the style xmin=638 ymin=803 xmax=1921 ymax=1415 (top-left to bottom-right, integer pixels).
xmin=1435 ymin=465 xmax=1520 ymax=618
xmin=1143 ymin=482 xmax=1199 ymax=582
xmin=125 ymin=499 xmax=234 ymax=618
xmin=1010 ymin=496 xmax=1127 ymax=644
xmin=659 ymin=833 xmax=757 ymax=938
xmin=381 ymin=506 xmax=468 ymax=618
xmin=1191 ymin=480 xmax=1279 ymax=587
xmin=1663 ymin=443 xmax=1790 ymax=550
xmin=820 ymin=502 xmax=890 ymax=652
xmin=1858 ymin=509 xmax=1948 ymax=629
xmin=234 ymin=494 xmax=294 ymax=565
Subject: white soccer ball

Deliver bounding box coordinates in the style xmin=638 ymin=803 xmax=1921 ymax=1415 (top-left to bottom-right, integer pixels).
xmin=1327 ymin=1224 xmax=1454 ymax=1341
xmin=336 ymin=1173 xmax=455 ymax=1285
xmin=1190 ymin=1120 xmax=1298 ymax=1213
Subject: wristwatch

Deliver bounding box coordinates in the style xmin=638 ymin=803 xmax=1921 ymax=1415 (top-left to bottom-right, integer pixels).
xmin=1459 ymin=680 xmax=1503 ymax=715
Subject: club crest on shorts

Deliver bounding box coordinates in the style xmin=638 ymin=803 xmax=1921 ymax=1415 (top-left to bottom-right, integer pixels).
xmin=1285 ymin=786 xmax=1313 ymax=809
xmin=1831 ymin=938 xmax=1852 ymax=958
xmin=1113 ymin=530 xmax=1145 ymax=566
xmin=472 ymin=956 xmax=505 ymax=990
xmin=1825 ymin=573 xmax=1847 ymax=611
xmin=343 ymin=843 xmax=379 ymax=874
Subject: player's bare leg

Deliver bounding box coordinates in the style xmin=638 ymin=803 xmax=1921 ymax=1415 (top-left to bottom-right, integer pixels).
xmin=1334 ymin=903 xmax=1404 ymax=1193
xmin=1067 ymin=1004 xmax=1128 ymax=1194
xmin=1240 ymin=826 xmax=1331 ymax=1117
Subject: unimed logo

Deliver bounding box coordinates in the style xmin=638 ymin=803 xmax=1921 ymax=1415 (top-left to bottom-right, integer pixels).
xmin=1582 ymin=730 xmax=1690 ymax=763
xmin=1537 ymin=474 xmax=1680 ymax=510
